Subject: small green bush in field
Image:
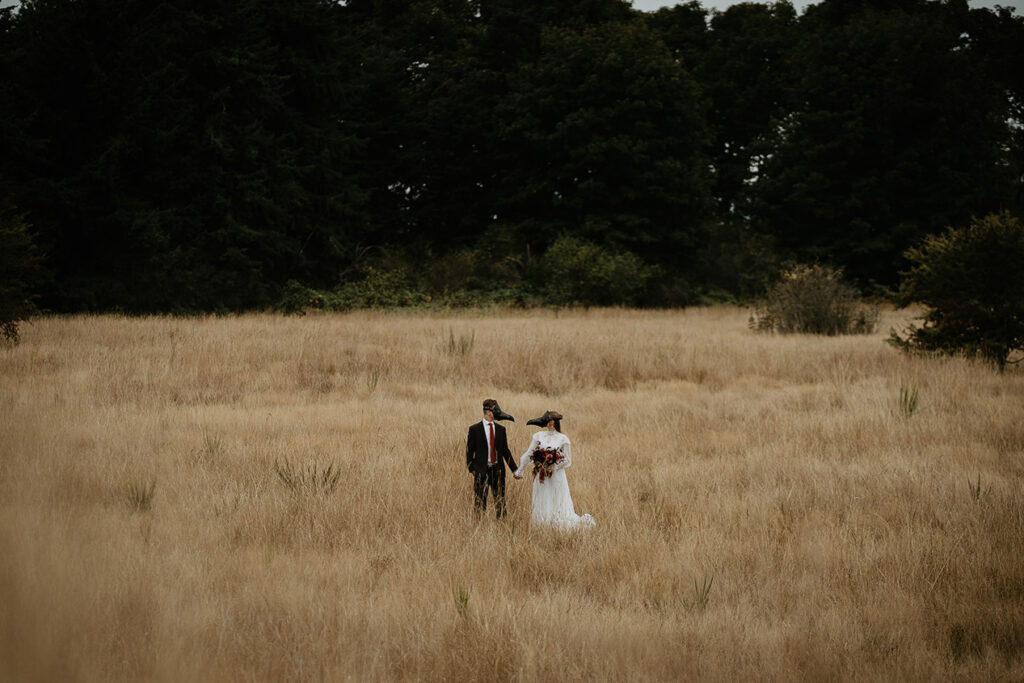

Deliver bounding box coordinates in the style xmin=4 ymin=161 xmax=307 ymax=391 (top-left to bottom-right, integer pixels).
xmin=750 ymin=264 xmax=877 ymax=335
xmin=276 ymin=279 xmax=320 ymax=315
xmin=277 ymin=267 xmax=427 ymax=315
xmin=888 ymin=212 xmax=1024 ymax=370
xmin=333 ymin=266 xmax=428 ymax=309
xmin=540 ymin=236 xmax=654 ymax=306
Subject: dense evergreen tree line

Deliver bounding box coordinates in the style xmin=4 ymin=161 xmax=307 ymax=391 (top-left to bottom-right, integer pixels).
xmin=1 ymin=0 xmax=1021 ymax=312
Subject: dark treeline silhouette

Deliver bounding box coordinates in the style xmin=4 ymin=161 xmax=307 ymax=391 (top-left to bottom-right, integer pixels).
xmin=1 ymin=0 xmax=1021 ymax=312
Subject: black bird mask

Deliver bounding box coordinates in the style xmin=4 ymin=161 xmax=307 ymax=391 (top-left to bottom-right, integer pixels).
xmin=491 ymin=402 xmax=515 ymax=422
xmin=526 ymin=411 xmax=551 ymax=427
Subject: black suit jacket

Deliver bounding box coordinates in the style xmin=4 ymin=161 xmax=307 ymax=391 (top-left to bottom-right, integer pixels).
xmin=466 ymin=421 xmax=517 ymax=474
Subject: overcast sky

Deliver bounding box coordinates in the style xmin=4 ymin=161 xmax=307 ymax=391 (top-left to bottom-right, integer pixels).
xmin=631 ymin=0 xmax=1023 ymax=13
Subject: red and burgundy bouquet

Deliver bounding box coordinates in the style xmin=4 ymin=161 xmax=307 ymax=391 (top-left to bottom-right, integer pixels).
xmin=531 ymin=447 xmax=563 ymax=483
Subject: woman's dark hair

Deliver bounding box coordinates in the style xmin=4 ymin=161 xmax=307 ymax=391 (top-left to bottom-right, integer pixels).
xmin=549 ymin=411 xmax=563 ymax=432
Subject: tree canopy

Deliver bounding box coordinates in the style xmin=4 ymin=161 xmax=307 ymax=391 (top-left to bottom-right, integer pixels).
xmin=0 ymin=0 xmax=1021 ymax=311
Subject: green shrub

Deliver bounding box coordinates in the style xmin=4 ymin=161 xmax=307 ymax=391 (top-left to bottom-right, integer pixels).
xmin=539 ymin=236 xmax=654 ymax=306
xmin=276 ymin=279 xmax=320 ymax=315
xmin=333 ymin=266 xmax=427 ymax=309
xmin=275 ymin=237 xmax=658 ymax=312
xmin=277 ymin=267 xmax=427 ymax=314
xmin=750 ymin=264 xmax=878 ymax=335
xmin=888 ymin=212 xmax=1024 ymax=370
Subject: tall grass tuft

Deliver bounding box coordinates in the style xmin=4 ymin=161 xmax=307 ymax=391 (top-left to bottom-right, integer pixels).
xmin=898 ymin=384 xmax=920 ymax=419
xmin=693 ymin=575 xmax=714 ymax=612
xmin=274 ymin=459 xmax=341 ymax=496
xmin=366 ymin=366 xmax=382 ymax=392
xmin=453 ymin=585 xmax=470 ymax=620
xmin=444 ymin=327 xmax=475 ymax=356
xmin=125 ymin=479 xmax=157 ymax=512
xmin=968 ymin=474 xmax=986 ymax=503
xmin=195 ymin=432 xmax=225 ymax=464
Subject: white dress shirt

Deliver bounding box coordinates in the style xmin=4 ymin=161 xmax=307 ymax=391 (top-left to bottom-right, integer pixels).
xmin=482 ymin=419 xmax=495 ymax=462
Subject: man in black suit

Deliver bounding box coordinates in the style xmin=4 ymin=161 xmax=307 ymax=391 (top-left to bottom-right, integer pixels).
xmin=466 ymin=398 xmax=518 ymax=518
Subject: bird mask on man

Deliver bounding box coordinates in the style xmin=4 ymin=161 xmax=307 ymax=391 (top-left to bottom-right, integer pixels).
xmin=491 ymin=402 xmax=515 ymax=422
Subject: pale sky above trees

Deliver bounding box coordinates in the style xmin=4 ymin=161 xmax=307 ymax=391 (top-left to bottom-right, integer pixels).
xmin=631 ymin=0 xmax=1022 ymax=13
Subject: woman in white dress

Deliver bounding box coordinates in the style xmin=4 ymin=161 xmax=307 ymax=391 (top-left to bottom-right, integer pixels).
xmin=514 ymin=411 xmax=595 ymax=530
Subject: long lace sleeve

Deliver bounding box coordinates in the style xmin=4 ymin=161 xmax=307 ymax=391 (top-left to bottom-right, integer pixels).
xmin=555 ymin=438 xmax=571 ymax=470
xmin=515 ymin=438 xmax=539 ymax=478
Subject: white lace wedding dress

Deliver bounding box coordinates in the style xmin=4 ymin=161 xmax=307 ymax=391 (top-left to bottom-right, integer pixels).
xmin=515 ymin=430 xmax=595 ymax=530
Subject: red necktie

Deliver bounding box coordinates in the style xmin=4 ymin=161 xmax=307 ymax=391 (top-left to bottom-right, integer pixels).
xmin=488 ymin=422 xmax=496 ymax=465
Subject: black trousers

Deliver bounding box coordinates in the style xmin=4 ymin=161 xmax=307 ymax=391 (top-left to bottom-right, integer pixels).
xmin=472 ymin=465 xmax=507 ymax=518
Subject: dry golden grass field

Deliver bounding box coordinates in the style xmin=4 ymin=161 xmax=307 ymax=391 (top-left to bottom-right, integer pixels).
xmin=1 ymin=307 xmax=1022 ymax=681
